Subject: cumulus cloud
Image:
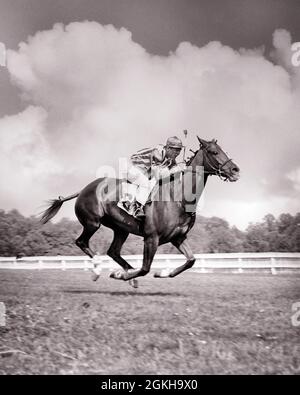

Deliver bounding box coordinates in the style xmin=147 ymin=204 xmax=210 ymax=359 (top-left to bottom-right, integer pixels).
xmin=1 ymin=22 xmax=300 ymax=227
xmin=0 ymin=105 xmax=61 ymax=211
xmin=271 ymin=29 xmax=300 ymax=90
xmin=287 ymin=167 xmax=300 ymax=192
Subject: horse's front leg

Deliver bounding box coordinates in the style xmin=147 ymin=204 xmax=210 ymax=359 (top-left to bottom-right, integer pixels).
xmin=121 ymin=235 xmax=159 ymax=281
xmin=154 ymin=238 xmax=195 ymax=278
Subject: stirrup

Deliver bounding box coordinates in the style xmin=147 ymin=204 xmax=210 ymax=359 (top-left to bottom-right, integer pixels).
xmin=134 ymin=204 xmax=146 ymax=218
xmin=117 ymin=200 xmax=136 ymax=216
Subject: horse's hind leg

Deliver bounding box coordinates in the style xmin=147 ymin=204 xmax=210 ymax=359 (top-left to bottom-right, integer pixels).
xmin=108 ymin=230 xmax=139 ymax=288
xmin=107 ymin=230 xmax=132 ymax=270
xmin=75 ymin=223 xmax=100 ymax=258
xmin=76 ymin=223 xmax=102 ymax=281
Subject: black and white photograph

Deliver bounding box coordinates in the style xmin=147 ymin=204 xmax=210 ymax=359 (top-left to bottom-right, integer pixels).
xmin=0 ymin=0 xmax=299 ymax=377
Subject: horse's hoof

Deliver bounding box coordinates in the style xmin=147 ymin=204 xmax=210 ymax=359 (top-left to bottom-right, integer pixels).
xmin=154 ymin=268 xmax=171 ymax=278
xmin=91 ymin=273 xmax=100 ymax=282
xmin=110 ymin=270 xmax=125 ymax=280
xmin=91 ymin=267 xmax=102 ymax=281
xmin=129 ymin=279 xmax=139 ymax=289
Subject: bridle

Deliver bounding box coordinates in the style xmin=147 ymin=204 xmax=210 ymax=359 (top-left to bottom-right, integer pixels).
xmin=202 ymin=147 xmax=234 ymax=181
xmin=185 ymin=145 xmax=235 ymax=181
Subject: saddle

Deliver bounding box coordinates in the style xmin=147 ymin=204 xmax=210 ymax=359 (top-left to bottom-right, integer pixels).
xmin=117 ymin=180 xmax=139 ymax=216
xmin=117 ymin=170 xmax=183 ymax=219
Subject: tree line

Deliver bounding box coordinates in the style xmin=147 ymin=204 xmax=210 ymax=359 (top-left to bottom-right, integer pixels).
xmin=0 ymin=209 xmax=299 ymax=257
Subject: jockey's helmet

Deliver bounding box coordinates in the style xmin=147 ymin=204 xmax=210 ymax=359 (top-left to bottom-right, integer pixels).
xmin=165 ymin=136 xmax=183 ymax=150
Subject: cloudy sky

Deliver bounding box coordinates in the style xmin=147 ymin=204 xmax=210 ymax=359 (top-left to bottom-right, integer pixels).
xmin=0 ymin=0 xmax=300 ymax=229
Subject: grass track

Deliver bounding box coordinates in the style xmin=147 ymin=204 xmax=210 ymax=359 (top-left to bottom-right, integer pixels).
xmin=0 ymin=269 xmax=299 ymax=374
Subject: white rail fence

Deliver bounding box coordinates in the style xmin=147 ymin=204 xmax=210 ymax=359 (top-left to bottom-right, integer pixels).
xmin=0 ymin=253 xmax=300 ymax=274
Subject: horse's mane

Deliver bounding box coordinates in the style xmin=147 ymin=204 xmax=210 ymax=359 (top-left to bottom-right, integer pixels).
xmin=185 ymin=148 xmax=200 ymax=166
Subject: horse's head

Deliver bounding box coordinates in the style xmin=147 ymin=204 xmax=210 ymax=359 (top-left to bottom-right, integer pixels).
xmin=188 ymin=137 xmax=240 ymax=182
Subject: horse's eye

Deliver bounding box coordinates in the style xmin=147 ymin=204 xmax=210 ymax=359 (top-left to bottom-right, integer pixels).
xmin=211 ymin=151 xmax=218 ymax=155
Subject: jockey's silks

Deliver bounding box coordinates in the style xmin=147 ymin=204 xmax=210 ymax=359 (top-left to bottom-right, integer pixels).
xmin=131 ymin=144 xmax=174 ymax=172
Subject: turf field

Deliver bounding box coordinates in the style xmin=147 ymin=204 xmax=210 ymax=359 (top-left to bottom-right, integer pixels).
xmin=0 ymin=269 xmax=299 ymax=374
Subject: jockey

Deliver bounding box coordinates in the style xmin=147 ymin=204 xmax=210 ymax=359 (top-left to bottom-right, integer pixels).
xmin=123 ymin=136 xmax=185 ymax=218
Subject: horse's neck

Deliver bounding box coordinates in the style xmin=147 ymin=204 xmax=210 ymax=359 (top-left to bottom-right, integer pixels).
xmin=152 ymin=150 xmax=208 ymax=213
xmin=181 ymin=149 xmax=209 ymax=211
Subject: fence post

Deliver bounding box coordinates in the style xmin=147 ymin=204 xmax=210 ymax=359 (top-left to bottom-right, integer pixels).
xmin=166 ymin=258 xmax=171 ymax=269
xmin=238 ymin=258 xmax=243 ymax=273
xmin=38 ymin=259 xmax=44 ymax=270
xmin=270 ymin=257 xmax=277 ymax=275
xmin=201 ymin=258 xmax=206 ymax=273
xmin=13 ymin=257 xmax=18 ymax=269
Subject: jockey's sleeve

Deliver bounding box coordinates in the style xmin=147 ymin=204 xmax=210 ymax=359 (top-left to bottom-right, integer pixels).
xmin=152 ymin=144 xmax=165 ymax=164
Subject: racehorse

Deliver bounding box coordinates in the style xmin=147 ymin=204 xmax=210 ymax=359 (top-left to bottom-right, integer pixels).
xmin=40 ymin=137 xmax=239 ymax=285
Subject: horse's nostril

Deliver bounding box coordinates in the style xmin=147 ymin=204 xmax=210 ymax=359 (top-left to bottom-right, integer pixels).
xmin=232 ymin=167 xmax=239 ymax=173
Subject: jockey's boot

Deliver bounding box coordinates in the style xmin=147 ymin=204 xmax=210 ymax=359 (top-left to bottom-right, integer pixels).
xmin=118 ymin=200 xmax=135 ymax=215
xmin=134 ymin=202 xmax=146 ymax=219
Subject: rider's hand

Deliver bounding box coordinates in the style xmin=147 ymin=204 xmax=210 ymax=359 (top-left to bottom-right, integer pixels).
xmin=159 ymin=167 xmax=170 ymax=179
xmin=170 ymin=163 xmax=186 ymax=174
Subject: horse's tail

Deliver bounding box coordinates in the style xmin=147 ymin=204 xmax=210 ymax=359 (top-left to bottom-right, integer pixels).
xmin=40 ymin=192 xmax=80 ymax=224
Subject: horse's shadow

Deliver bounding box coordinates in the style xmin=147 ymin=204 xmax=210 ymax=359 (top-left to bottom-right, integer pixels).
xmin=63 ymin=289 xmax=184 ymax=297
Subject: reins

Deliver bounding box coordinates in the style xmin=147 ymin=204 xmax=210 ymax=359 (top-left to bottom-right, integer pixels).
xmin=185 ymin=145 xmax=234 ymax=181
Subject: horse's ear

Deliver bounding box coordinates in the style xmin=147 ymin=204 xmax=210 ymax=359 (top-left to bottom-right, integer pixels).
xmin=197 ymin=136 xmax=208 ymax=147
